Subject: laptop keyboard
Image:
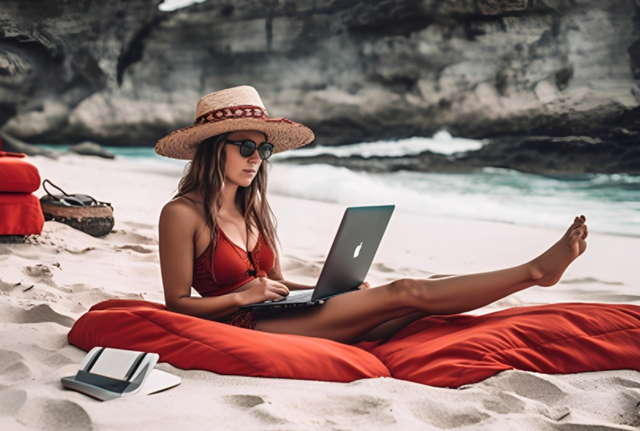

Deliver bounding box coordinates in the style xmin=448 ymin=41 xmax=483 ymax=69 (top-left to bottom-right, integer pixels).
xmin=269 ymin=290 xmax=313 ymax=303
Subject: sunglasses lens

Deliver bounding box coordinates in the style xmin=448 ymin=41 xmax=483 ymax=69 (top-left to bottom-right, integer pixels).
xmin=239 ymin=141 xmax=257 ymax=157
xmin=258 ymin=143 xmax=273 ymax=160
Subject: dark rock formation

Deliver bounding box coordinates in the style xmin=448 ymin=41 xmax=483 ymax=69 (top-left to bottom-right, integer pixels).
xmin=0 ymin=0 xmax=163 ymax=143
xmin=630 ymin=40 xmax=640 ymax=79
xmin=281 ymin=150 xmax=466 ymax=173
xmin=68 ymin=142 xmax=115 ymax=159
xmin=467 ymin=135 xmax=640 ymax=175
xmin=1 ymin=0 xmax=639 ymax=173
xmin=0 ymin=131 xmax=58 ymax=158
xmin=280 ymin=134 xmax=640 ymax=175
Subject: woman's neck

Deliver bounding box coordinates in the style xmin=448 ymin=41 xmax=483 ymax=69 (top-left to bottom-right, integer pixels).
xmin=220 ymin=182 xmax=240 ymax=216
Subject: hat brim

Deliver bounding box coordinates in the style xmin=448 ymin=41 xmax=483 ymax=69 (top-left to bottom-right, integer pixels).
xmin=155 ymin=117 xmax=315 ymax=160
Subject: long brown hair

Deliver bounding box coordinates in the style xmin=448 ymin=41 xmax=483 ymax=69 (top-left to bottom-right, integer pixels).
xmin=176 ymin=133 xmax=279 ymax=269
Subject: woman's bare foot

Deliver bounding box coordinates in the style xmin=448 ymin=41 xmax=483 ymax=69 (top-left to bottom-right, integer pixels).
xmin=529 ymin=216 xmax=588 ymax=287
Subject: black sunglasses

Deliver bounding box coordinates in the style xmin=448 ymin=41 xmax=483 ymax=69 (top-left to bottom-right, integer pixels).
xmin=225 ymin=139 xmax=274 ymax=160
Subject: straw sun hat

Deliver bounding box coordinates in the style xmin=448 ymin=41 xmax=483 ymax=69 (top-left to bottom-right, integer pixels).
xmin=155 ymin=85 xmax=315 ymax=160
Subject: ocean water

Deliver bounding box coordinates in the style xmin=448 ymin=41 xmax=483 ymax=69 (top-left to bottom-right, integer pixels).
xmin=269 ymin=162 xmax=640 ymax=237
xmin=45 ymin=132 xmax=640 ymax=237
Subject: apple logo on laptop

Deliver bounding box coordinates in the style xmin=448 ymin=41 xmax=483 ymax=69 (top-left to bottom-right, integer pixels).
xmin=353 ymin=242 xmax=363 ymax=258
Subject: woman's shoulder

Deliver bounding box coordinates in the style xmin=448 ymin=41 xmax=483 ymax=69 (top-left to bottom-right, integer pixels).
xmin=160 ymin=195 xmax=205 ymax=230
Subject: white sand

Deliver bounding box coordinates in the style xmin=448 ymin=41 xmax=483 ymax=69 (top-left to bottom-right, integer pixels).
xmin=1 ymin=154 xmax=639 ymax=430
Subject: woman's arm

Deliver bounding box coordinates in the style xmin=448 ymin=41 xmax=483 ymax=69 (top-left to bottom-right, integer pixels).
xmin=159 ymin=201 xmax=289 ymax=319
xmin=159 ymin=200 xmax=240 ymax=319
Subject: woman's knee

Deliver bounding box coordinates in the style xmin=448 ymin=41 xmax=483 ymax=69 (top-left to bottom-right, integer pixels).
xmin=388 ymin=278 xmax=426 ymax=303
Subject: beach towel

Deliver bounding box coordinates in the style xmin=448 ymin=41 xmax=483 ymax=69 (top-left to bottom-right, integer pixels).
xmin=68 ymin=300 xmax=640 ymax=387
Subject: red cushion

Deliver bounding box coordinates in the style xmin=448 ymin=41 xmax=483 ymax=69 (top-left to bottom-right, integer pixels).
xmin=365 ymin=303 xmax=640 ymax=388
xmin=0 ymin=193 xmax=45 ymax=235
xmin=68 ymin=299 xmax=390 ymax=382
xmin=68 ymin=301 xmax=640 ymax=386
xmin=0 ymin=157 xmax=41 ymax=193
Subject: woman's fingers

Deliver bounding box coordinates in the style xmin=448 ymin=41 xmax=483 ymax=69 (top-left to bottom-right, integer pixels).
xmin=273 ymin=287 xmax=289 ymax=297
xmin=251 ymin=277 xmax=290 ymax=301
xmin=264 ymin=279 xmax=289 ymax=296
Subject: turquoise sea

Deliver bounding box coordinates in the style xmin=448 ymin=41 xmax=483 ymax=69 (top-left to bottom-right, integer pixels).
xmin=44 ymin=133 xmax=640 ymax=237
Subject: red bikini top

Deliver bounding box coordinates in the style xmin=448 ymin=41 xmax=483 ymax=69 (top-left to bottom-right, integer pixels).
xmin=192 ymin=227 xmax=274 ymax=297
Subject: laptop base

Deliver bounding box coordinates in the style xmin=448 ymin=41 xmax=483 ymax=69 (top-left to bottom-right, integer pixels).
xmin=240 ymin=289 xmax=358 ymax=311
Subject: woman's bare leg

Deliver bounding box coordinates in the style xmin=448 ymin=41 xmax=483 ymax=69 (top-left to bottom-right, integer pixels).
xmin=256 ymin=216 xmax=588 ymax=343
xmin=350 ymin=312 xmax=427 ymax=343
xmin=350 ymin=274 xmax=456 ymax=342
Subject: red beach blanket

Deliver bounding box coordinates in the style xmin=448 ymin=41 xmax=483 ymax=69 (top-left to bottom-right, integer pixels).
xmin=68 ymin=300 xmax=640 ymax=387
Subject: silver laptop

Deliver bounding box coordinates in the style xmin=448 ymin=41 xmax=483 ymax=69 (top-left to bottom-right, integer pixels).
xmin=240 ymin=205 xmax=394 ymax=310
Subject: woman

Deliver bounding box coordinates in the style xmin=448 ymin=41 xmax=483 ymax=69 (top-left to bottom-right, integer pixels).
xmin=157 ymin=86 xmax=588 ymax=343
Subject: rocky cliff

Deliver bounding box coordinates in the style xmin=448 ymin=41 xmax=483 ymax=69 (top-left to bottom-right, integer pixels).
xmin=1 ymin=0 xmax=639 ymax=172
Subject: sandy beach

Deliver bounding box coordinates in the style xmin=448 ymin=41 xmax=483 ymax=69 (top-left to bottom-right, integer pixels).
xmin=1 ymin=153 xmax=639 ymax=430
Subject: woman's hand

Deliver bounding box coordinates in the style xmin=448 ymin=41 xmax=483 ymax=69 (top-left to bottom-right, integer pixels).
xmin=357 ymin=281 xmax=371 ymax=290
xmin=237 ymin=277 xmax=290 ymax=305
